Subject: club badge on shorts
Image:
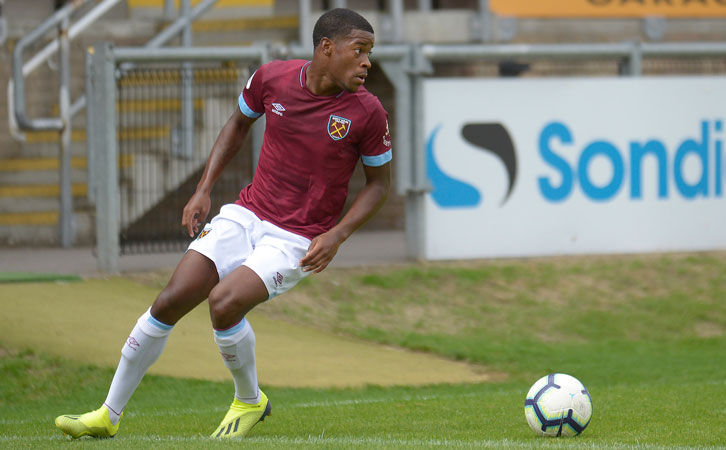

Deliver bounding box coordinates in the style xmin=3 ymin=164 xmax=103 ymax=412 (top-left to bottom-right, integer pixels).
xmin=328 ymin=115 xmax=351 ymax=140
xmin=196 ymin=227 xmax=211 ymax=240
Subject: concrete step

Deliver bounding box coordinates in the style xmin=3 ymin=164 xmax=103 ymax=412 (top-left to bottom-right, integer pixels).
xmin=0 ymin=184 xmax=89 ymax=214
xmin=0 ymin=155 xmax=133 ymax=184
xmin=127 ymin=0 xmax=274 ymax=21
xmin=0 ymin=170 xmax=88 ymax=186
xmin=13 ymin=145 xmax=88 ymax=159
xmin=0 ymin=211 xmax=59 ymax=226
xmin=0 ymin=183 xmax=87 ymax=197
xmin=0 ymin=156 xmax=89 ymax=171
xmin=0 ymin=212 xmax=94 ymax=246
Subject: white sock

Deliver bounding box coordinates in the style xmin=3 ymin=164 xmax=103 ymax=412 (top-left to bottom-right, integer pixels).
xmin=214 ymin=318 xmax=260 ymax=404
xmin=103 ymin=308 xmax=173 ymax=424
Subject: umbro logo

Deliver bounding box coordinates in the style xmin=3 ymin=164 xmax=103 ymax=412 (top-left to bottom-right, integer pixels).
xmin=273 ymin=272 xmax=284 ymax=287
xmin=126 ymin=336 xmax=140 ymax=351
xmin=220 ymin=352 xmax=237 ymax=362
xmin=271 ymin=102 xmax=285 ymax=116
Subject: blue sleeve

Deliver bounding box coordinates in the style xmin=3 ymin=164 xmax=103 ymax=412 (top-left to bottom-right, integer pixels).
xmin=238 ymin=92 xmax=262 ymax=119
xmin=362 ymin=149 xmax=393 ymax=167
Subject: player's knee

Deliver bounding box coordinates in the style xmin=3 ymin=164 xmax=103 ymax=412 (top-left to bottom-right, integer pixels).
xmin=150 ymin=287 xmax=179 ymax=324
xmin=208 ymin=286 xmax=253 ymax=328
xmin=208 ymin=286 xmax=231 ymax=323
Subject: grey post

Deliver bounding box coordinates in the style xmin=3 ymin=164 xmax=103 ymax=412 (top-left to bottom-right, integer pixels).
xmin=477 ymin=0 xmax=492 ymax=43
xmin=622 ymin=41 xmax=642 ymax=76
xmin=59 ymin=15 xmax=74 ymax=247
xmin=163 ymin=0 xmax=176 ymax=20
xmin=378 ymin=47 xmax=422 ymax=258
xmin=181 ymin=0 xmax=195 ymax=158
xmin=405 ymin=45 xmax=434 ymax=260
xmin=85 ymin=46 xmax=96 ymax=205
xmin=92 ymin=43 xmax=120 ymax=274
xmin=376 ymin=46 xmax=412 ymax=198
xmin=299 ymin=0 xmax=312 ymax=49
xmin=251 ymin=46 xmax=270 ymax=173
xmin=389 ymin=0 xmax=404 ymax=44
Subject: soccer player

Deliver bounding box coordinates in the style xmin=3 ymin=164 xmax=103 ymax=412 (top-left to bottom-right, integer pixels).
xmin=55 ymin=8 xmax=391 ymax=439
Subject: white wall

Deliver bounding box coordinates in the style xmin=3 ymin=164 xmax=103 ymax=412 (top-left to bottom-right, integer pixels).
xmin=423 ymin=76 xmax=726 ymax=259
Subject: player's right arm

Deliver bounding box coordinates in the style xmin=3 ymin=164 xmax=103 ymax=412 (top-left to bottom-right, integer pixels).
xmin=182 ymin=108 xmax=256 ymax=237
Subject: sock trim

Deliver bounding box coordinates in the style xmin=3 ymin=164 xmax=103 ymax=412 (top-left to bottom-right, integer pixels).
xmin=147 ymin=313 xmax=173 ymax=331
xmin=104 ymin=402 xmax=123 ymax=416
xmin=214 ymin=318 xmax=247 ymax=337
xmin=235 ymin=387 xmax=261 ymax=404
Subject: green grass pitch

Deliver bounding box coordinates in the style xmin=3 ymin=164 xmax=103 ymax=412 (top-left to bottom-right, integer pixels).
xmin=1 ymin=252 xmax=726 ymax=449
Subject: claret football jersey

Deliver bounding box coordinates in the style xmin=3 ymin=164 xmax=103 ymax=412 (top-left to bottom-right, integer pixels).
xmin=235 ymin=59 xmax=393 ymax=239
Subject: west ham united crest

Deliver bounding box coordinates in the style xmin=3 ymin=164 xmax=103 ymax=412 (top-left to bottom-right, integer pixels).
xmin=328 ymin=115 xmax=351 ymax=140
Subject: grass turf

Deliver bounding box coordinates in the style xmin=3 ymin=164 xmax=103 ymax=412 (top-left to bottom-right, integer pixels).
xmin=0 ymin=272 xmax=81 ymax=284
xmin=0 ymin=347 xmax=724 ymax=449
xmin=2 ymin=252 xmax=726 ymax=448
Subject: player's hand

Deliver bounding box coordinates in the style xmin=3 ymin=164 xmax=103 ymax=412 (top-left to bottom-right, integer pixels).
xmin=300 ymin=230 xmax=344 ymax=273
xmin=181 ymin=191 xmax=211 ymax=237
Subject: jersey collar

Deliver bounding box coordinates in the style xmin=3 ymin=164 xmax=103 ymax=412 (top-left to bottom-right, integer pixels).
xmin=299 ymin=61 xmax=345 ymax=98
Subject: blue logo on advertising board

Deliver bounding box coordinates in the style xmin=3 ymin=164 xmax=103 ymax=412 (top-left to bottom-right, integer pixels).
xmin=538 ymin=120 xmax=723 ymax=202
xmin=427 ymin=119 xmax=723 ymax=208
xmin=427 ymin=123 xmax=517 ymax=208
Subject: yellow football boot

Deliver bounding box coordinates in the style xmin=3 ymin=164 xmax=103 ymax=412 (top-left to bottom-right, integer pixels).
xmin=55 ymin=406 xmax=121 ymax=439
xmin=211 ymin=390 xmax=271 ymax=438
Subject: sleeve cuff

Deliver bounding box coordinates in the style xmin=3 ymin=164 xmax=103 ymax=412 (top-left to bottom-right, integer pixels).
xmin=238 ymin=92 xmax=262 ymax=119
xmin=361 ymin=149 xmax=392 ymax=167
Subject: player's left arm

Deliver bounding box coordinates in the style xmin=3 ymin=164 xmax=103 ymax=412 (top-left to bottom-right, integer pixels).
xmin=300 ymin=162 xmax=391 ymax=273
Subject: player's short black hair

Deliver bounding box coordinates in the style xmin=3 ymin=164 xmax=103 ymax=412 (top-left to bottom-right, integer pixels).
xmin=312 ymin=8 xmax=374 ymax=49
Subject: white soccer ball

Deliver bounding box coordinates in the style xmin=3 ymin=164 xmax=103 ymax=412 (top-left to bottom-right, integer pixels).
xmin=524 ymin=373 xmax=592 ymax=437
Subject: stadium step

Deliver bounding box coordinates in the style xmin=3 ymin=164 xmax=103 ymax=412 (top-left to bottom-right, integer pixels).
xmin=0 ymin=156 xmax=94 ymax=246
xmin=0 ymin=213 xmax=94 ymax=246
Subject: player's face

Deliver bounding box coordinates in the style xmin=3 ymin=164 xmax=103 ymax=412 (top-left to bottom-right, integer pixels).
xmin=329 ymin=29 xmax=374 ymax=93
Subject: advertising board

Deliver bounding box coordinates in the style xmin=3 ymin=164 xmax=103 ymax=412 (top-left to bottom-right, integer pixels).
xmin=423 ymin=77 xmax=726 ymax=259
xmin=490 ymin=0 xmax=726 ymax=18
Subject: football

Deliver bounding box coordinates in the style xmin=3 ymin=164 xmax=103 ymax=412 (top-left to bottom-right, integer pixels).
xmin=524 ymin=373 xmax=592 ymax=437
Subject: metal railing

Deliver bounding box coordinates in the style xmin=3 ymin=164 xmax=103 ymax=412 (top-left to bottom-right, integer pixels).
xmin=86 ymin=40 xmax=726 ymax=272
xmin=9 ymin=0 xmax=220 ymax=248
xmin=88 ymin=45 xmax=268 ymax=272
xmin=10 ymin=0 xmax=101 ymax=248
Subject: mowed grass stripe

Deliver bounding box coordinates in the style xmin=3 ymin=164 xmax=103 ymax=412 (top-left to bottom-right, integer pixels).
xmin=0 ymin=278 xmax=486 ymax=387
xmin=2 ymin=435 xmax=721 ymax=450
xmin=2 ymin=256 xmax=726 ymax=448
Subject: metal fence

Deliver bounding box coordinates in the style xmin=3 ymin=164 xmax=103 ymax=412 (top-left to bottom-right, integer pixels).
xmin=87 ymin=45 xmax=268 ymax=271
xmin=87 ymin=41 xmax=726 ymax=272
xmin=115 ymin=65 xmax=252 ymax=253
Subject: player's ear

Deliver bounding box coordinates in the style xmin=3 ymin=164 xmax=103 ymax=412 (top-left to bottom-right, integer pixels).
xmin=320 ymin=37 xmax=333 ymax=57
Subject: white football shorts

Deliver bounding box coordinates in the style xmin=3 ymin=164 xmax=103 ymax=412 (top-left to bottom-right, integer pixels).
xmin=187 ymin=204 xmax=312 ymax=299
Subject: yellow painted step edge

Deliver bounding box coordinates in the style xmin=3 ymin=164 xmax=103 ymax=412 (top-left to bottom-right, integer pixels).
xmin=0 ymin=211 xmax=58 ymax=226
xmin=0 ymin=184 xmax=87 ymax=198
xmin=192 ymin=15 xmax=298 ymax=32
xmin=24 ymin=127 xmax=170 ymax=144
xmin=0 ymin=155 xmax=134 ymax=172
xmin=128 ymin=0 xmax=272 ymax=8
